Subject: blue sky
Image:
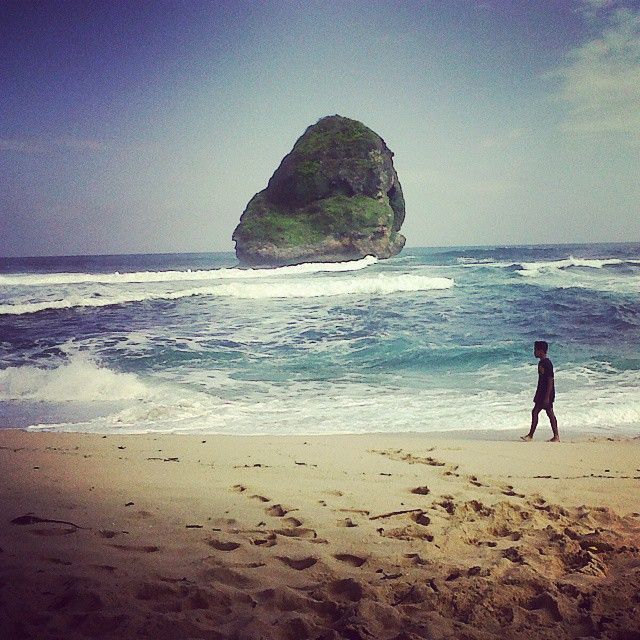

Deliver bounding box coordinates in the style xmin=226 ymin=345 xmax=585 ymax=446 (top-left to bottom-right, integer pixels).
xmin=1 ymin=0 xmax=639 ymax=257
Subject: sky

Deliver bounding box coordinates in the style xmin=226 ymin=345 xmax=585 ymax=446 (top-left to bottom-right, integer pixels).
xmin=1 ymin=0 xmax=639 ymax=257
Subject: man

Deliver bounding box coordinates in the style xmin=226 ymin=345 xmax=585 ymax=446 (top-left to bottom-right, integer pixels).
xmin=521 ymin=341 xmax=559 ymax=442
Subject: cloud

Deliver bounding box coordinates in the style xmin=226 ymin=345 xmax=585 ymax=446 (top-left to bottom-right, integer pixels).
xmin=0 ymin=137 xmax=108 ymax=154
xmin=547 ymin=4 xmax=640 ymax=140
xmin=580 ymin=0 xmax=613 ymax=12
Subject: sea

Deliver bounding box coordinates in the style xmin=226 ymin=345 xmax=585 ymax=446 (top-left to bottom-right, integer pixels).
xmin=0 ymin=243 xmax=638 ymax=437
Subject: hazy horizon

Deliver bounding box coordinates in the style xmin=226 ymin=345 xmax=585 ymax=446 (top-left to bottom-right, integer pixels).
xmin=2 ymin=0 xmax=639 ymax=258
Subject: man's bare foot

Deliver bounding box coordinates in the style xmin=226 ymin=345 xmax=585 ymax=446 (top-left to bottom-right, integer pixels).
xmin=520 ymin=435 xmax=533 ymax=441
xmin=547 ymin=437 xmax=560 ymax=442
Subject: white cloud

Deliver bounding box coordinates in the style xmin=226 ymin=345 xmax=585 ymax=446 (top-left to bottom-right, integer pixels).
xmin=580 ymin=0 xmax=613 ymax=11
xmin=548 ymin=5 xmax=640 ymax=140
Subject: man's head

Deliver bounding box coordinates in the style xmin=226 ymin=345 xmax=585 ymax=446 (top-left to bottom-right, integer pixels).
xmin=534 ymin=340 xmax=548 ymax=358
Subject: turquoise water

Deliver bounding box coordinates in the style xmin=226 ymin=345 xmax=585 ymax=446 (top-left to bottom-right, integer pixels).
xmin=0 ymin=244 xmax=638 ymax=435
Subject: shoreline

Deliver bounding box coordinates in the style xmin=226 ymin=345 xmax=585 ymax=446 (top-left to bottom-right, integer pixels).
xmin=3 ymin=424 xmax=635 ymax=442
xmin=1 ymin=429 xmax=639 ymax=638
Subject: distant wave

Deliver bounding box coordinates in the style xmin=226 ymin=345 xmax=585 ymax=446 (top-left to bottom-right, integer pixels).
xmin=516 ymin=256 xmax=640 ymax=277
xmin=0 ymin=273 xmax=455 ymax=315
xmin=0 ymin=255 xmax=378 ymax=287
xmin=458 ymin=255 xmax=640 ymax=274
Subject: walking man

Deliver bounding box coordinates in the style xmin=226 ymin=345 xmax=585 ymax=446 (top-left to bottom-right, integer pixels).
xmin=521 ymin=341 xmax=559 ymax=442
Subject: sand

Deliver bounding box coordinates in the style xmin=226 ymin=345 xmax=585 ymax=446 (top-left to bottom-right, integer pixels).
xmin=0 ymin=429 xmax=639 ymax=639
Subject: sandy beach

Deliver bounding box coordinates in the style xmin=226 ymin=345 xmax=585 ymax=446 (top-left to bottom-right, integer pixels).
xmin=0 ymin=430 xmax=638 ymax=639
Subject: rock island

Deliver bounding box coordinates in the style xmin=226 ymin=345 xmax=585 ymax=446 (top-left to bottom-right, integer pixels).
xmin=233 ymin=115 xmax=406 ymax=266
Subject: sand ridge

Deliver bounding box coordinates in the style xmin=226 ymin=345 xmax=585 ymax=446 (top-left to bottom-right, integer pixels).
xmin=0 ymin=431 xmax=639 ymax=639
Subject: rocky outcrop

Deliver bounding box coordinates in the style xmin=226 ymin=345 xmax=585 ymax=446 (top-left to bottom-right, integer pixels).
xmin=233 ymin=115 xmax=406 ymax=266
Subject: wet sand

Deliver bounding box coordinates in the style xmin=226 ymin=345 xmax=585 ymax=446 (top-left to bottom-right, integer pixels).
xmin=0 ymin=430 xmax=639 ymax=639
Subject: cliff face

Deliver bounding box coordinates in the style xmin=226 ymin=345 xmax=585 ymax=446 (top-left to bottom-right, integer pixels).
xmin=233 ymin=115 xmax=406 ymax=266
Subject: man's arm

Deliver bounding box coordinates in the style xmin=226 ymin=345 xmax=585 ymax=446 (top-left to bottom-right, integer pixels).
xmin=543 ymin=376 xmax=554 ymax=406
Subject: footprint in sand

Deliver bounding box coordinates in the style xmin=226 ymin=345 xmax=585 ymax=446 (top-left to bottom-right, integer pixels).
xmin=404 ymin=553 xmax=428 ymax=565
xmin=411 ymin=512 xmax=431 ymax=526
xmin=207 ymin=538 xmax=241 ymax=551
xmin=250 ymin=494 xmax=271 ymax=503
xmin=266 ymin=504 xmax=290 ymax=517
xmin=44 ymin=557 xmax=72 ymax=566
xmin=283 ymin=516 xmax=303 ymax=527
xmin=276 ymin=556 xmax=318 ymax=570
xmin=501 ymin=485 xmax=526 ymax=498
xmin=202 ymin=565 xmax=256 ymax=589
xmin=337 ymin=518 xmax=358 ymax=528
xmin=411 ymin=486 xmax=430 ymax=495
xmin=251 ymin=533 xmax=277 ymax=547
xmin=503 ymin=547 xmax=525 ymax=563
xmin=273 ymin=527 xmax=317 ymax=539
xmin=10 ymin=514 xmax=85 ymax=536
xmin=329 ymin=578 xmax=364 ymax=602
xmin=97 ymin=529 xmax=127 ymax=539
xmin=49 ymin=589 xmax=104 ymax=612
xmin=436 ymin=498 xmax=456 ymax=515
xmin=32 ymin=527 xmax=78 ymax=536
xmin=110 ymin=544 xmax=159 ymax=553
xmin=333 ymin=553 xmax=367 ymax=567
xmin=135 ymin=581 xmax=178 ymax=602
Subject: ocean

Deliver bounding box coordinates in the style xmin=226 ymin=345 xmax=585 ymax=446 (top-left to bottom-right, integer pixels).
xmin=0 ymin=243 xmax=638 ymax=437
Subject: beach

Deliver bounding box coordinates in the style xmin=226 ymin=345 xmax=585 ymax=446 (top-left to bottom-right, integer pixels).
xmin=1 ymin=429 xmax=639 ymax=639
xmin=1 ymin=245 xmax=639 ymax=638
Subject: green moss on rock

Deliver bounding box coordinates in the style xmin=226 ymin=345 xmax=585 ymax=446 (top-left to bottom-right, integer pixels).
xmin=233 ymin=115 xmax=406 ymax=266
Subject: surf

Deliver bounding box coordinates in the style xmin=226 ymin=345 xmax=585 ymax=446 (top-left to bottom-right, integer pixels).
xmin=0 ymin=255 xmax=378 ymax=287
xmin=0 ymin=273 xmax=455 ymax=315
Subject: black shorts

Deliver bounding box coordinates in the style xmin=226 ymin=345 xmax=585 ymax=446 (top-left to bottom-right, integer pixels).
xmin=533 ymin=401 xmax=553 ymax=410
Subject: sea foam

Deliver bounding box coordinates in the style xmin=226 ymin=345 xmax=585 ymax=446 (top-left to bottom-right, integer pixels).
xmin=0 ymin=273 xmax=454 ymax=315
xmin=0 ymin=255 xmax=378 ymax=287
xmin=0 ymin=354 xmax=150 ymax=402
xmin=460 ymin=255 xmax=640 ymax=274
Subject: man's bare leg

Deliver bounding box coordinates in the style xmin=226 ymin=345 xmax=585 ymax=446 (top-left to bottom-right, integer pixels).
xmin=546 ymin=407 xmax=559 ymax=442
xmin=521 ymin=406 xmax=541 ymax=441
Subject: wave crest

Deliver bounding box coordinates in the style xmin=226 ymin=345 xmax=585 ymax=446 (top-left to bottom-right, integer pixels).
xmin=0 ymin=255 xmax=378 ymax=287
xmin=0 ymin=273 xmax=454 ymax=315
xmin=0 ymin=355 xmax=150 ymax=402
xmin=460 ymin=255 xmax=640 ymax=275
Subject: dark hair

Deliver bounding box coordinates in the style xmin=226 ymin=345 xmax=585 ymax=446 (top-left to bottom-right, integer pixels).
xmin=534 ymin=340 xmax=548 ymax=353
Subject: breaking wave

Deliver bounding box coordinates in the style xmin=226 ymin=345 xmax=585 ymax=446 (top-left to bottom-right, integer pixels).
xmin=459 ymin=255 xmax=640 ymax=275
xmin=0 ymin=274 xmax=454 ymax=315
xmin=0 ymin=354 xmax=150 ymax=402
xmin=0 ymin=255 xmax=378 ymax=287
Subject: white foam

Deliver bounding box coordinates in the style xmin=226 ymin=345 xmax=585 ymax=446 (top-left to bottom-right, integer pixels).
xmin=456 ymin=257 xmax=496 ymax=264
xmin=210 ymin=274 xmax=454 ymax=299
xmin=0 ymin=274 xmax=455 ymax=315
xmin=0 ymin=255 xmax=378 ymax=287
xmin=0 ymin=354 xmax=150 ymax=402
xmin=23 ymin=365 xmax=640 ymax=436
xmin=460 ymin=255 xmax=640 ymax=274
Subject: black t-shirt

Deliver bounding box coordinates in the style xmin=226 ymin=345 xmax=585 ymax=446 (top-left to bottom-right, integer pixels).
xmin=534 ymin=357 xmax=555 ymax=404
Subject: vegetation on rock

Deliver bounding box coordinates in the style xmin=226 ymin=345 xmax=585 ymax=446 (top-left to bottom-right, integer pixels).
xmin=233 ymin=115 xmax=406 ymax=266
